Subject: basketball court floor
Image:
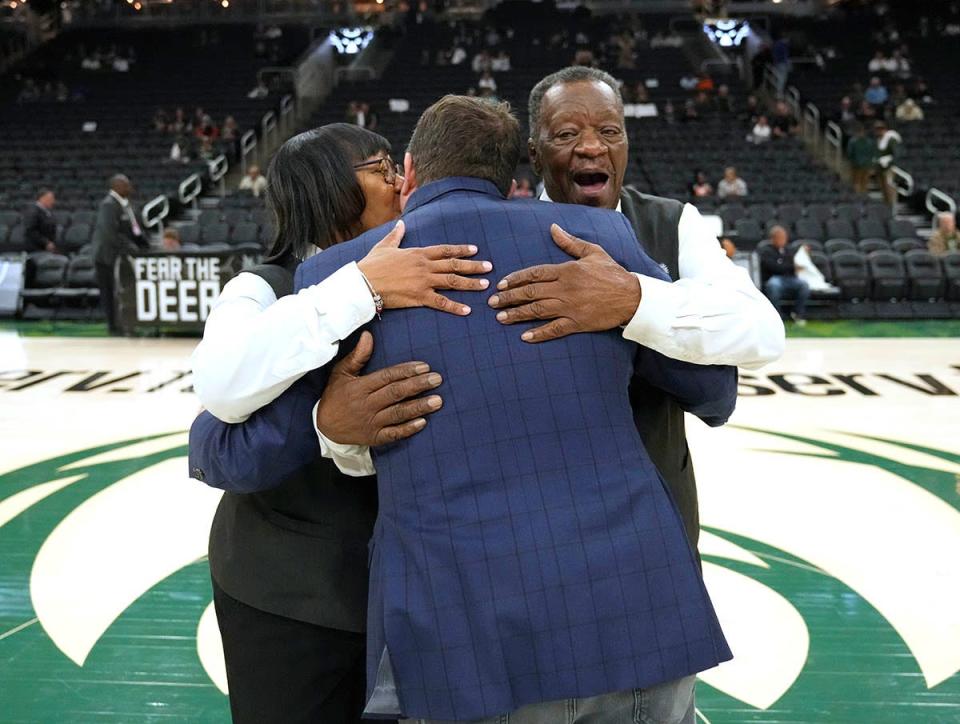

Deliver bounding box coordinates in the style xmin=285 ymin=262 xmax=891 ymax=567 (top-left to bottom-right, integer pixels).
xmin=1 ymin=328 xmax=959 ymax=723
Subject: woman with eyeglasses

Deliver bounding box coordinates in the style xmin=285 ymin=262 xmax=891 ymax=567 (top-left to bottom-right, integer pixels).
xmin=190 ymin=124 xmax=490 ymax=724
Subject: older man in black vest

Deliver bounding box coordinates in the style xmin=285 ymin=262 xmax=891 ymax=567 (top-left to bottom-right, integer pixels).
xmin=488 ymin=66 xmax=784 ymax=548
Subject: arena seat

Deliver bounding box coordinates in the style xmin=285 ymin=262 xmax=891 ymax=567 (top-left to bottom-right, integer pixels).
xmin=795 ymin=218 xmax=824 ymax=242
xmin=825 ymin=239 xmax=856 ymax=255
xmin=777 ymin=203 xmax=804 ymax=226
xmin=893 ymin=238 xmax=924 ymax=254
xmin=826 ymin=219 xmax=856 ymax=241
xmin=733 ymin=219 xmax=763 ymax=248
xmin=904 ymin=250 xmax=945 ymax=301
xmin=21 ymin=253 xmax=68 ymax=312
xmin=831 ymin=250 xmax=870 ymax=301
xmin=888 ymin=219 xmax=918 ymax=240
xmin=61 ymin=224 xmax=92 ymax=254
xmin=223 ymin=210 xmax=249 ymax=228
xmin=177 ymin=225 xmax=200 ymax=245
xmin=858 ymin=238 xmax=890 ymax=254
xmin=201 ymin=223 xmax=230 ymax=245
xmin=943 ymin=253 xmax=960 ymax=301
xmin=857 ymin=219 xmax=888 ymax=241
xmin=54 ymin=256 xmax=99 ymax=309
xmin=834 ymin=203 xmax=862 ymax=222
xmin=197 ymin=210 xmax=224 ymax=227
xmin=806 ymin=204 xmax=834 ymax=224
xmin=868 ymin=251 xmax=908 ymax=301
xmin=230 ymin=222 xmax=260 ymax=246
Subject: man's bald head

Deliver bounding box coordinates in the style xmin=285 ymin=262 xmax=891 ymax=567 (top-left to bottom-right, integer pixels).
xmin=109 ymin=174 xmax=132 ymax=198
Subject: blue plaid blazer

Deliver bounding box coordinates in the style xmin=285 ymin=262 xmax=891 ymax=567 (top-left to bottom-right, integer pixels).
xmin=292 ymin=178 xmax=735 ymax=720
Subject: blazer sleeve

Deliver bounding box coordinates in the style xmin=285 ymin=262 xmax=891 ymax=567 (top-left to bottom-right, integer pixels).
xmin=188 ymin=249 xmax=359 ymax=492
xmin=24 ymin=208 xmax=47 ymax=252
xmin=188 ymin=372 xmax=328 ymax=492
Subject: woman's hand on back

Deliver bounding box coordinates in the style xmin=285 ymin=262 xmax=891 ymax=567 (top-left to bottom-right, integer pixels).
xmin=357 ymin=221 xmax=492 ymax=316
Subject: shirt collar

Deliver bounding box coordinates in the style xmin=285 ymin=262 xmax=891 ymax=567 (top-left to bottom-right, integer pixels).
xmin=109 ymin=190 xmax=129 ymax=208
xmin=539 ymin=188 xmax=623 ymax=213
xmin=403 ymin=177 xmax=503 ymax=215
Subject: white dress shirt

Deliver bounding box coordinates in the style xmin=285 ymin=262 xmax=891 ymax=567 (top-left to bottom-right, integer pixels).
xmin=318 ymin=190 xmax=785 ymax=477
xmin=191 ymin=261 xmax=375 ymax=423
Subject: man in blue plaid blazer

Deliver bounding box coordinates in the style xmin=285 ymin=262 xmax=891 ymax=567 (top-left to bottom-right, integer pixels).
xmin=300 ymin=98 xmax=734 ymax=722
xmin=191 ymin=96 xmax=736 ymax=723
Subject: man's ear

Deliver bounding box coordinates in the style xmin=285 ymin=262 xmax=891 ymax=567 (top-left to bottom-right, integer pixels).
xmin=528 ymin=138 xmax=541 ymax=176
xmin=508 ymin=179 xmax=517 ymax=198
xmin=400 ymin=152 xmax=417 ymax=210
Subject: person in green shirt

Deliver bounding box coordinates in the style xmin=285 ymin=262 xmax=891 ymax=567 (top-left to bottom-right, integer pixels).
xmin=846 ymin=123 xmax=877 ymax=195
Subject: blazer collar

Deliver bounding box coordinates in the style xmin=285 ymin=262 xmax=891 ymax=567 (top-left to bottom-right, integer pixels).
xmin=403 ymin=177 xmax=503 ymax=215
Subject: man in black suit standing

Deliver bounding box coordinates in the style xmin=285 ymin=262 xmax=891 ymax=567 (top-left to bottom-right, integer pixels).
xmin=24 ymin=189 xmax=58 ymax=254
xmin=91 ymin=174 xmax=148 ymax=334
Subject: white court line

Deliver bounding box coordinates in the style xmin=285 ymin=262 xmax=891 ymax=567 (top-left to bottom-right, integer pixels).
xmin=0 ymin=617 xmax=39 ymax=641
xmin=695 ymin=708 xmax=713 ymax=724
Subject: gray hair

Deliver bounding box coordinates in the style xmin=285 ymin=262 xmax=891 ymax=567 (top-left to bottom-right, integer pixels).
xmin=527 ymin=66 xmax=623 ymax=139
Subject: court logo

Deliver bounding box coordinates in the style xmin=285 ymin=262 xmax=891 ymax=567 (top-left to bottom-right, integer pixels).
xmin=1 ymin=430 xmax=959 ymax=722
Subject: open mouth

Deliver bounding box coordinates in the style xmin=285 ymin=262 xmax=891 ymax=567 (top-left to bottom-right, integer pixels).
xmin=572 ymin=171 xmax=610 ymax=196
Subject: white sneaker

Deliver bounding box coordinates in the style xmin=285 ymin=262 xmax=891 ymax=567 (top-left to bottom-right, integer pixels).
xmin=790 ymin=312 xmax=807 ymax=327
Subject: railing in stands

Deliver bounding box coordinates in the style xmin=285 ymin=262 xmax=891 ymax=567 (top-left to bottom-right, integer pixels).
xmin=785 ymin=86 xmax=801 ymax=118
xmin=824 ymin=121 xmax=844 ymax=170
xmin=208 ymin=154 xmax=229 ymax=198
xmin=279 ymin=94 xmax=296 ymax=136
xmin=802 ymin=103 xmax=821 ymax=152
xmin=890 ymin=166 xmax=914 ymax=214
xmin=925 ymin=188 xmax=957 ymax=228
xmin=240 ymin=130 xmax=258 ymax=175
xmin=142 ymin=195 xmax=170 ymax=237
xmin=261 ymin=111 xmax=279 ymax=149
xmin=179 ymin=173 xmax=203 ymax=210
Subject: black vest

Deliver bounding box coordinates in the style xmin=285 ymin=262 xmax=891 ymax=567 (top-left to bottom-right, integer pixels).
xmin=619 ymin=187 xmax=700 ymax=548
xmin=207 ymin=262 xmax=379 ymax=632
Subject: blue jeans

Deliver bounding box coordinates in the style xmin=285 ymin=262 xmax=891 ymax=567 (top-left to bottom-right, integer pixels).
xmin=764 ymin=274 xmax=810 ymax=318
xmin=404 ymin=674 xmax=696 ymax=724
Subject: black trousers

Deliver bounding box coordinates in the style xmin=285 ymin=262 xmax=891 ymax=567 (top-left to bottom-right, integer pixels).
xmin=212 ymin=578 xmax=387 ymax=724
xmin=94 ymin=262 xmax=118 ymax=333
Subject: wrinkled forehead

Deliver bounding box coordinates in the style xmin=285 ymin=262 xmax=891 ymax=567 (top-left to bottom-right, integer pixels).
xmin=541 ymin=81 xmax=623 ymax=127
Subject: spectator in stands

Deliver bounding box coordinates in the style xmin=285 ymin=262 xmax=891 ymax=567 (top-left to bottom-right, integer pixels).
xmin=169 ymin=135 xmax=190 ymax=163
xmin=770 ymin=101 xmax=799 ymax=138
xmin=632 ymin=85 xmax=658 ymax=118
xmin=910 ymin=76 xmax=933 ymax=104
xmin=864 ymin=76 xmax=890 ymax=111
xmin=24 ymin=189 xmax=58 ymax=254
xmin=741 ymin=94 xmax=760 ymax=126
xmin=199 ymin=137 xmax=217 ymax=161
xmin=161 ymin=228 xmax=181 ymax=252
xmin=239 ymin=165 xmax=268 ymax=197
xmin=717 ymin=166 xmax=748 ymax=199
xmin=615 ymin=30 xmax=636 ymax=69
xmin=81 ymin=50 xmax=101 ymax=70
xmin=221 ymin=115 xmax=239 ymax=142
xmin=928 ymin=212 xmax=960 ymax=255
xmin=835 ymin=96 xmax=859 ymax=135
xmin=867 ymin=50 xmax=888 ymax=74
xmin=690 ymin=171 xmax=713 ymax=198
xmin=895 ymin=97 xmax=924 ymax=121
xmin=478 ymin=70 xmax=498 ymax=93
xmin=873 ymin=120 xmax=902 ymax=205
xmin=681 ymin=98 xmax=700 ymax=123
xmin=491 ymin=50 xmax=511 ymax=72
xmin=749 ymin=115 xmax=772 ymax=144
xmin=195 ymin=114 xmax=220 ymax=140
xmin=170 ymin=107 xmax=190 ymax=134
xmin=248 ymin=79 xmax=269 ymax=99
xmin=714 ymin=84 xmax=734 ymax=114
xmin=889 ymin=49 xmax=911 ymax=80
xmin=471 ymin=50 xmax=492 ymax=74
xmin=152 ymin=108 xmax=169 ymax=132
xmin=759 ymin=225 xmax=809 ymax=326
xmin=450 ymin=44 xmax=467 ymax=66
xmin=771 ymin=34 xmax=791 ymax=94
xmin=846 ymin=123 xmax=877 ymax=195
xmin=511 ymin=178 xmax=535 ymax=198
xmin=92 ymin=174 xmax=148 ymax=335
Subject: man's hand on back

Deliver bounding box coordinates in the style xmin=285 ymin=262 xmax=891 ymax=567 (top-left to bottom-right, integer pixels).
xmin=316 ymin=331 xmax=444 ymax=447
xmin=487 ymin=224 xmax=641 ymax=343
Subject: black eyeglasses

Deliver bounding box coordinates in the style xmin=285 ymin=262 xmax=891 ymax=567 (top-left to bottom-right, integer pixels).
xmin=353 ymin=156 xmax=402 ymax=184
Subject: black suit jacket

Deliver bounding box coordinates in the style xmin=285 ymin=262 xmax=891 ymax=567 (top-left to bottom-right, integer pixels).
xmin=620 ymin=187 xmax=702 ymax=549
xmin=92 ymin=194 xmax=145 ymax=266
xmin=24 ymin=204 xmax=57 ymax=253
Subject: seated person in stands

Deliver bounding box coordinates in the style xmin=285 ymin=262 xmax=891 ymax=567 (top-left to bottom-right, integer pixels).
xmin=491 ymin=50 xmax=511 ymax=72
xmin=478 ymin=70 xmax=498 ymax=93
xmin=24 ymin=189 xmax=58 ymax=254
xmin=717 ymin=166 xmax=748 ymax=199
xmin=714 ymin=84 xmax=734 ymax=114
xmin=895 ymin=98 xmax=924 ymax=122
xmin=195 ymin=115 xmax=220 ymax=140
xmin=162 ymin=228 xmax=181 ymax=252
xmin=864 ymin=77 xmax=889 ymax=112
xmin=759 ymin=226 xmax=809 ymax=326
xmin=510 ymin=177 xmax=534 ymax=198
xmin=691 ymin=171 xmax=713 ymax=198
xmin=770 ymin=101 xmax=799 ymax=138
xmin=750 ymin=115 xmax=772 ymax=143
xmin=239 ymin=165 xmax=268 ymax=197
xmin=928 ymin=212 xmax=960 ymax=256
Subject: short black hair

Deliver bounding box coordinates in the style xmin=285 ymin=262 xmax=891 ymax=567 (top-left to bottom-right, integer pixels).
xmin=36 ymin=188 xmax=54 ymax=199
xmin=527 ymin=66 xmax=623 ymax=139
xmin=407 ymin=95 xmax=522 ymax=196
xmin=264 ymin=123 xmax=391 ymax=264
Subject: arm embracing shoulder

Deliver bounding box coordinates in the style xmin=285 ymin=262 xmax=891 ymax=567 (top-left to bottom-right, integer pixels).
xmin=187 ymin=373 xmax=328 ymax=493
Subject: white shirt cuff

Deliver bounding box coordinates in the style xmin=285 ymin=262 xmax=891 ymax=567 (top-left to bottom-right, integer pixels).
xmin=622 ymin=273 xmax=679 ymax=345
xmin=312 ymin=401 xmax=376 ymax=477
